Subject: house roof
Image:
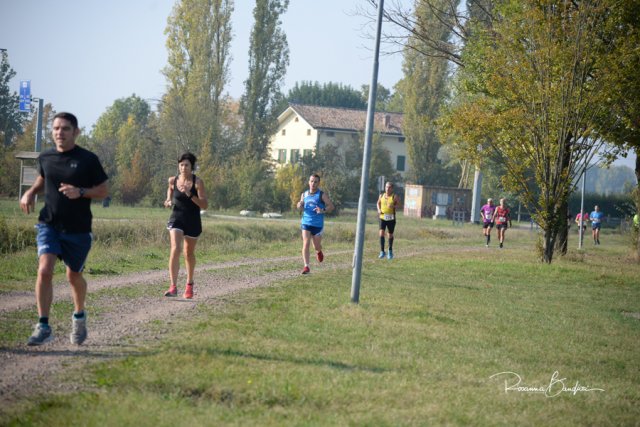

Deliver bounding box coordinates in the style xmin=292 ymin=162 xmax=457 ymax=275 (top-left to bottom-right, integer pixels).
xmin=287 ymin=104 xmax=404 ymax=136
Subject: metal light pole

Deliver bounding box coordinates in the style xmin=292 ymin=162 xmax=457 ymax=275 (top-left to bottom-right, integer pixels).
xmin=34 ymin=98 xmax=44 ymax=151
xmin=578 ymin=164 xmax=586 ymax=249
xmin=351 ymin=0 xmax=384 ymax=304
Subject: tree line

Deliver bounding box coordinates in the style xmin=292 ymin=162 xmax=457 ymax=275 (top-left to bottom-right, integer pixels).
xmin=1 ymin=0 xmax=639 ymax=263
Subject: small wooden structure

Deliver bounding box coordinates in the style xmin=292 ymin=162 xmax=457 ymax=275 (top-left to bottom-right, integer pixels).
xmin=15 ymin=151 xmax=39 ymax=199
xmin=403 ymin=184 xmax=472 ymax=220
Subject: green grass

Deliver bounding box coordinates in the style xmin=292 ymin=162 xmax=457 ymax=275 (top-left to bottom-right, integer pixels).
xmin=1 ymin=201 xmax=639 ymax=425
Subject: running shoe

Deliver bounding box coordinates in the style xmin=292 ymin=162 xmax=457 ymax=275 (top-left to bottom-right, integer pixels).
xmin=184 ymin=283 xmax=194 ymax=299
xmin=316 ymin=251 xmax=324 ymax=263
xmin=378 ymin=251 xmax=386 ymax=259
xmin=387 ymin=250 xmax=394 ymax=260
xmin=301 ymin=266 xmax=310 ymax=274
xmin=164 ymin=284 xmax=177 ymax=297
xmin=70 ymin=314 xmax=87 ymax=345
xmin=27 ymin=323 xmax=53 ymax=346
xmin=499 ymin=242 xmax=504 ymax=248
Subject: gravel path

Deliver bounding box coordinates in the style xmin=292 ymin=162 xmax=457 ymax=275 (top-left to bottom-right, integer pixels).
xmin=0 ymin=251 xmax=356 ymax=411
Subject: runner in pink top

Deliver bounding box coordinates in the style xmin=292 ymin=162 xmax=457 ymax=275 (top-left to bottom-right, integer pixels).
xmin=479 ymin=198 xmax=496 ymax=247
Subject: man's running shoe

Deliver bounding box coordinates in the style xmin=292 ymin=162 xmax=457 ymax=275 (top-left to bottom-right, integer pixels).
xmin=70 ymin=314 xmax=87 ymax=345
xmin=316 ymin=251 xmax=324 ymax=263
xmin=378 ymin=251 xmax=386 ymax=259
xmin=164 ymin=284 xmax=177 ymax=297
xmin=184 ymin=283 xmax=194 ymax=299
xmin=301 ymin=266 xmax=310 ymax=274
xmin=27 ymin=323 xmax=53 ymax=346
xmin=387 ymin=250 xmax=394 ymax=260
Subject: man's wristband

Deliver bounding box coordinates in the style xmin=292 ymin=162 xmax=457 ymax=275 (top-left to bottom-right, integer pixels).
xmin=79 ymin=187 xmax=85 ymax=198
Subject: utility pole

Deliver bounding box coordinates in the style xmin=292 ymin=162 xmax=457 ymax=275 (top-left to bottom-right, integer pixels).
xmin=34 ymin=98 xmax=44 ymax=151
xmin=351 ymin=0 xmax=384 ymax=304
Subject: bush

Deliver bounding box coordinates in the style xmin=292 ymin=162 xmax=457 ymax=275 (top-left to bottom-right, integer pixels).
xmin=0 ymin=215 xmax=36 ymax=254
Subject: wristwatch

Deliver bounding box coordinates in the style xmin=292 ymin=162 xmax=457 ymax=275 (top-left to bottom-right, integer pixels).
xmin=79 ymin=187 xmax=85 ymax=198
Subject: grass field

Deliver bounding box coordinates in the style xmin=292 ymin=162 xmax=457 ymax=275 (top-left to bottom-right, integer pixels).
xmin=1 ymin=200 xmax=639 ymax=426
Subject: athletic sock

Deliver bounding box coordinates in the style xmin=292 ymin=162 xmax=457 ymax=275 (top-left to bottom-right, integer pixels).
xmin=38 ymin=317 xmax=49 ymax=325
xmin=380 ymin=236 xmax=385 ymax=251
xmin=388 ymin=237 xmax=394 ymax=251
xmin=73 ymin=311 xmax=85 ymax=320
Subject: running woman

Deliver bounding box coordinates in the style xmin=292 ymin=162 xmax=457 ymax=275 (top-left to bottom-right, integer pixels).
xmin=493 ymin=198 xmax=512 ymax=248
xmin=479 ymin=198 xmax=496 ymax=247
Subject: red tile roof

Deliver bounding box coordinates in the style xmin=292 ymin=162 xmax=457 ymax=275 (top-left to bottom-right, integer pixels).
xmin=288 ymin=104 xmax=404 ymax=135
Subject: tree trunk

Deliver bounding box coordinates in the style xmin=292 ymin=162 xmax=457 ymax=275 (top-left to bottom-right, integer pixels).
xmin=543 ymin=228 xmax=556 ymax=263
xmin=635 ymin=154 xmax=640 ymax=261
xmin=555 ymin=199 xmax=569 ymax=256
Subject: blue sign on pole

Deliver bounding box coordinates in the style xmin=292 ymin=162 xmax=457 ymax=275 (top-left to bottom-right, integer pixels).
xmin=19 ymin=80 xmax=31 ymax=112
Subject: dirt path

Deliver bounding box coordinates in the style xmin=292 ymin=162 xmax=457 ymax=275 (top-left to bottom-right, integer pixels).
xmin=0 ymin=246 xmax=480 ymax=415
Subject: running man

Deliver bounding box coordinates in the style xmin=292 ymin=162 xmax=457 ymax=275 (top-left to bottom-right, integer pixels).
xmin=493 ymin=198 xmax=512 ymax=249
xmin=377 ymin=181 xmax=400 ymax=259
xmin=590 ymin=205 xmax=604 ymax=245
xmin=296 ymin=174 xmax=334 ymax=274
xmin=479 ymin=198 xmax=496 ymax=247
xmin=19 ymin=112 xmax=109 ymax=346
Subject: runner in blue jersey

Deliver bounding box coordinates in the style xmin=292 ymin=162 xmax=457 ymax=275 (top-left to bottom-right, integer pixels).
xmin=296 ymin=174 xmax=335 ymax=274
xmin=590 ymin=205 xmax=604 ymax=245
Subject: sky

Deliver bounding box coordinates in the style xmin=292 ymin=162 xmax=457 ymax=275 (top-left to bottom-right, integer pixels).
xmin=1 ymin=0 xmax=401 ymax=127
xmin=0 ymin=0 xmax=636 ymax=169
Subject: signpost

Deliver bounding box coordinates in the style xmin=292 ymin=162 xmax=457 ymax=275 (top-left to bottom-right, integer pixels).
xmin=19 ymin=80 xmax=31 ymax=112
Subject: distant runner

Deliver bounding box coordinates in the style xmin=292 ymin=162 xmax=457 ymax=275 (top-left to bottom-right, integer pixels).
xmin=479 ymin=198 xmax=496 ymax=247
xmin=377 ymin=182 xmax=400 ymax=259
xmin=493 ymin=198 xmax=512 ymax=249
xmin=590 ymin=205 xmax=604 ymax=245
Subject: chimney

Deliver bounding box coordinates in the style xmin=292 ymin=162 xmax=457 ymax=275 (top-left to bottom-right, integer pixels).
xmin=384 ymin=114 xmax=391 ymax=129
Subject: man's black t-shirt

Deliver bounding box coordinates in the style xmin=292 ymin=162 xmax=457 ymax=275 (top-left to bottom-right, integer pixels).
xmin=37 ymin=145 xmax=108 ymax=233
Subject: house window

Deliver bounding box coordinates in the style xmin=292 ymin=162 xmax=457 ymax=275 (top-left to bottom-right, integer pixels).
xmin=326 ymin=131 xmax=335 ymax=137
xmin=396 ymin=155 xmax=406 ymax=172
xmin=281 ymin=129 xmax=286 ymax=136
xmin=291 ymin=149 xmax=300 ymax=163
xmin=295 ymin=117 xmax=299 ymax=122
xmin=398 ymin=137 xmax=405 ymax=143
xmin=303 ymin=149 xmax=313 ymax=158
xmin=307 ymin=129 xmax=311 ymax=136
xmin=278 ymin=149 xmax=287 ymax=164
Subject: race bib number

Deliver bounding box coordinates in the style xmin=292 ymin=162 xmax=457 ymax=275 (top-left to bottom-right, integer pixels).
xmin=499 ymin=216 xmax=506 ymax=223
xmin=592 ymin=218 xmax=600 ymax=223
xmin=383 ymin=214 xmax=395 ymax=221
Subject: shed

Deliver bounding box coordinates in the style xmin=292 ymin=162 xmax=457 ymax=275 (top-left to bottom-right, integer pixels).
xmin=403 ymin=184 xmax=472 ymax=220
xmin=15 ymin=151 xmax=40 ymax=199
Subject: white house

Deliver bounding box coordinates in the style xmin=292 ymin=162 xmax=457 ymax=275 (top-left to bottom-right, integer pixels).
xmin=270 ymin=104 xmax=408 ymax=177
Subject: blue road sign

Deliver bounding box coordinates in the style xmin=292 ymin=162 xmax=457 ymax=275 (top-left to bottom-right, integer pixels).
xmin=19 ymin=80 xmax=31 ymax=112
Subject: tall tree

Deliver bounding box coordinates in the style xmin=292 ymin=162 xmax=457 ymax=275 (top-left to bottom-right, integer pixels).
xmin=594 ymin=0 xmax=640 ymax=259
xmin=442 ymin=0 xmax=616 ymax=263
xmin=161 ymin=0 xmax=234 ymax=160
xmin=240 ymin=0 xmax=289 ymax=160
xmin=90 ymin=95 xmax=152 ymax=184
xmin=400 ymin=0 xmax=454 ymax=186
xmin=281 ymin=81 xmax=366 ymax=111
xmin=0 ymin=51 xmax=25 ymax=147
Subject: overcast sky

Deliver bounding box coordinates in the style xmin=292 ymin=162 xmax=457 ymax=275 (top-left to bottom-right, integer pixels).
xmin=1 ymin=0 xmax=635 ymax=169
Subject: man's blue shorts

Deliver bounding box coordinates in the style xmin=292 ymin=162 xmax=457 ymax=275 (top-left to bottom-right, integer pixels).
xmin=36 ymin=223 xmax=93 ymax=273
xmin=301 ymin=224 xmax=323 ymax=236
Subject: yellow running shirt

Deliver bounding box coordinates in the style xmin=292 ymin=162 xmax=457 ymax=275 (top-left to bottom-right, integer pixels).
xmin=379 ymin=193 xmax=396 ymax=221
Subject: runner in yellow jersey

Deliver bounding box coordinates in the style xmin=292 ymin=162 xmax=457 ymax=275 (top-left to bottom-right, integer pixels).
xmin=377 ymin=182 xmax=400 ymax=259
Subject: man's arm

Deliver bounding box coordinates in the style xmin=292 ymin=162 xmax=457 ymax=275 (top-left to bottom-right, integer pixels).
xmin=322 ymin=192 xmax=335 ymax=214
xmin=19 ymin=175 xmax=44 ymax=214
xmin=58 ymin=180 xmax=109 ymax=200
